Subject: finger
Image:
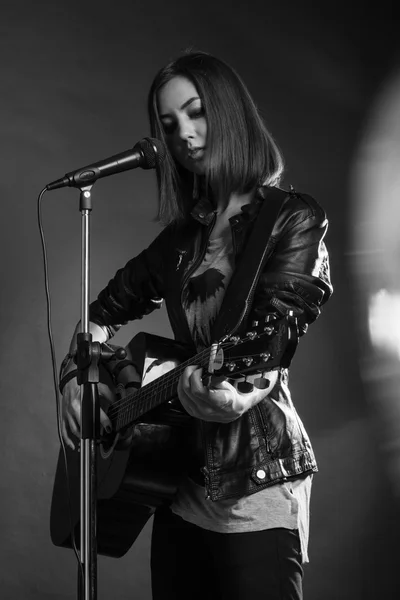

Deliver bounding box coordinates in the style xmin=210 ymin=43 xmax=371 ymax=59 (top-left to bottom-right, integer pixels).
xmin=209 ymin=374 xmax=229 ymax=388
xmin=100 ymin=407 xmax=112 ymax=432
xmin=188 ymin=368 xmax=206 ymax=395
xmin=68 ymin=392 xmax=112 ymax=432
xmin=177 ymin=373 xmax=198 ymax=412
xmin=180 ymin=367 xmax=221 ymax=405
xmin=68 ymin=394 xmax=82 ymax=420
xmin=180 ymin=383 xmax=236 ymax=423
xmin=178 ymin=387 xmax=198 ymax=418
xmin=177 ymin=371 xmax=185 ymax=400
xmin=181 ymin=365 xmax=200 ymax=389
xmin=61 ymin=420 xmax=76 ymax=450
xmin=190 ymin=369 xmax=230 ymax=396
xmin=178 ymin=366 xmax=197 ymax=403
xmin=179 ymin=385 xmax=208 ymax=419
xmin=189 ymin=369 xmax=231 ymax=407
xmin=66 ymin=413 xmax=80 ymax=439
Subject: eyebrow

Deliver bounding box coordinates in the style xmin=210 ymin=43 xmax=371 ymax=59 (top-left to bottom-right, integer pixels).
xmin=159 ymin=96 xmax=200 ymax=119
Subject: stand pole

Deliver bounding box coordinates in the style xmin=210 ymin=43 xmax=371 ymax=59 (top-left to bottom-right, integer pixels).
xmin=77 ymin=187 xmax=99 ymax=600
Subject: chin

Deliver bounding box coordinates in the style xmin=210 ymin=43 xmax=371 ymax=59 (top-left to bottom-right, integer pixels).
xmin=190 ymin=165 xmax=206 ymax=176
xmin=183 ymin=159 xmax=206 ymax=175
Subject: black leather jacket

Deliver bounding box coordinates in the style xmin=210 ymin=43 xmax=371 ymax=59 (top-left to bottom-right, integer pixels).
xmin=90 ymin=186 xmax=333 ymax=501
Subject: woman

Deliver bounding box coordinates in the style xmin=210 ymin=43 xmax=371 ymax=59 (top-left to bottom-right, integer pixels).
xmin=60 ymin=51 xmax=333 ymax=599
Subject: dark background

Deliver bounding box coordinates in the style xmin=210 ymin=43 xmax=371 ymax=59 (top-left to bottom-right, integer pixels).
xmin=0 ymin=1 xmax=399 ymax=598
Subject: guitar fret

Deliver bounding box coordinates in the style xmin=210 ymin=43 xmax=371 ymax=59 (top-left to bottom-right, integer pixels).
xmin=116 ymin=367 xmax=182 ymax=427
xmin=113 ymin=358 xmax=196 ymax=430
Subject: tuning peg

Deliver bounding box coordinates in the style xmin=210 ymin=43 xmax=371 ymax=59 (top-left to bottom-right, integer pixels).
xmin=226 ymin=362 xmax=237 ymax=372
xmin=260 ymin=352 xmax=271 ymax=362
xmin=254 ymin=376 xmax=270 ymax=390
xmin=264 ymin=314 xmax=276 ymax=323
xmin=263 ymin=326 xmax=274 ymax=335
xmin=242 ymin=357 xmax=254 ymax=367
xmin=237 ymin=380 xmax=254 ymax=393
xmin=229 ymin=336 xmax=240 ymax=344
xmin=246 ymin=331 xmax=257 ymax=340
xmin=251 ymin=320 xmax=259 ymax=327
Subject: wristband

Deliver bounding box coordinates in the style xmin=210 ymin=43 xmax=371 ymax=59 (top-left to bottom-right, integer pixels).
xmin=59 ymin=352 xmax=75 ymax=375
xmin=59 ymin=369 xmax=78 ymax=394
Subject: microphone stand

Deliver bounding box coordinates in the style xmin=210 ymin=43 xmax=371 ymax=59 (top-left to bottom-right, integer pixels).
xmin=75 ymin=185 xmax=100 ymax=600
xmin=51 ymin=138 xmax=163 ymax=598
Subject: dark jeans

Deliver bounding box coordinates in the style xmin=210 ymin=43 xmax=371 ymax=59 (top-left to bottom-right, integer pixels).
xmin=151 ymin=507 xmax=303 ymax=600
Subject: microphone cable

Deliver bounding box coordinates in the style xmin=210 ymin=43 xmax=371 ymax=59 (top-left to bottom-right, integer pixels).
xmin=37 ymin=187 xmax=83 ymax=580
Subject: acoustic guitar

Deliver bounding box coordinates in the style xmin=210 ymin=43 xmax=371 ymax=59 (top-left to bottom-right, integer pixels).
xmin=50 ymin=313 xmax=298 ymax=557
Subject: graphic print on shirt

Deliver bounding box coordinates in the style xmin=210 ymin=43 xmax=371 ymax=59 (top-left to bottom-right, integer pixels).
xmin=182 ymin=232 xmax=234 ymax=350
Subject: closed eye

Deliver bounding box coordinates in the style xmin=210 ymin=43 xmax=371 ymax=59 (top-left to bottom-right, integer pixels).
xmin=188 ymin=108 xmax=205 ymax=120
xmin=161 ymin=121 xmax=176 ymax=135
xmin=161 ymin=107 xmax=205 ymax=135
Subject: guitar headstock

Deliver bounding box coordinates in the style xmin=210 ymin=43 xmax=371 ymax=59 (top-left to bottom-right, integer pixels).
xmin=206 ymin=312 xmax=299 ymax=380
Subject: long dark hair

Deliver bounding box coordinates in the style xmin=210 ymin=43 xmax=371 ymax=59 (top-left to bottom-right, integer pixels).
xmin=148 ymin=51 xmax=284 ymax=224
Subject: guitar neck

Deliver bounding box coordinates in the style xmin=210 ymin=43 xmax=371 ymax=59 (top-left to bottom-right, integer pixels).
xmin=106 ymin=313 xmax=297 ymax=432
xmin=109 ymin=349 xmax=208 ymax=431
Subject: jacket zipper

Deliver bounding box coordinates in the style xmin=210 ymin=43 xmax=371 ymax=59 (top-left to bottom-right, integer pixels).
xmin=227 ymin=239 xmax=275 ymax=337
xmin=256 ymin=404 xmax=273 ymax=457
xmin=201 ymin=465 xmax=211 ymax=500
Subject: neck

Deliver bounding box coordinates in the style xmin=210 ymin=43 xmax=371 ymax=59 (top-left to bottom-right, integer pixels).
xmin=216 ymin=189 xmax=255 ymax=214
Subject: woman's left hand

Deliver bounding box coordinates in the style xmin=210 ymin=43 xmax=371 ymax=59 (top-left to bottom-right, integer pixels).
xmin=177 ymin=365 xmax=276 ymax=423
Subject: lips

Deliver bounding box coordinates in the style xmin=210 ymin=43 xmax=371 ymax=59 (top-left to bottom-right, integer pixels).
xmin=187 ymin=147 xmax=205 ymax=159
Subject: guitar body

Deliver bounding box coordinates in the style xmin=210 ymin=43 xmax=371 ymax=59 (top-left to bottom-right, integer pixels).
xmin=50 ymin=314 xmax=298 ymax=558
xmin=50 ymin=332 xmax=193 ymax=558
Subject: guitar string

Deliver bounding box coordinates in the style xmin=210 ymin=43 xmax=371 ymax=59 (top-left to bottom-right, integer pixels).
xmin=106 ymin=320 xmax=281 ymax=421
xmin=107 ymin=337 xmax=278 ymax=425
xmin=105 ymin=333 xmax=269 ymax=423
xmin=107 ymin=335 xmax=277 ymax=426
xmin=110 ymin=349 xmax=275 ymax=430
xmin=106 ymin=342 xmax=231 ymax=422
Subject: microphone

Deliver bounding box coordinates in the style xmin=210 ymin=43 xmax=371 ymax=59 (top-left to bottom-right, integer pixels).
xmin=45 ymin=137 xmax=166 ymax=191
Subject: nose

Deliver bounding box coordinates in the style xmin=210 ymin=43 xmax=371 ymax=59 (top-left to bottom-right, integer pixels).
xmin=177 ymin=116 xmax=195 ymax=141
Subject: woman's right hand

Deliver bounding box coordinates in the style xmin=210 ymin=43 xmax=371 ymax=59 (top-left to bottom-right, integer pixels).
xmin=61 ymin=377 xmax=112 ymax=450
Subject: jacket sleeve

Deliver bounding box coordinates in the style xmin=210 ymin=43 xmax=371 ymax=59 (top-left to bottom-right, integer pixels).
xmin=89 ymin=223 xmax=173 ymax=335
xmin=250 ymin=194 xmax=333 ymax=336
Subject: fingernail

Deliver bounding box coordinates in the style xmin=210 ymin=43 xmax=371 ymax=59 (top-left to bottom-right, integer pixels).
xmin=105 ymin=425 xmax=111 ymax=433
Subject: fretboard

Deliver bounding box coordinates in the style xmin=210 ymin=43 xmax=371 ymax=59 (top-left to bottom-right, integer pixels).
xmin=107 ymin=349 xmax=210 ymax=430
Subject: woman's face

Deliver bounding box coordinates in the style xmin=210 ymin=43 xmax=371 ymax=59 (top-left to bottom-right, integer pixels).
xmin=157 ymin=76 xmax=207 ymax=175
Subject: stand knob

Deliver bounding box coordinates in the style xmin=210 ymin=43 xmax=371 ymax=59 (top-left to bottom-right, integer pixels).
xmin=101 ymin=343 xmax=127 ymax=361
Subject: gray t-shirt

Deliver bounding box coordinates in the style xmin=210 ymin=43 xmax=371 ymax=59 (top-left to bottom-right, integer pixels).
xmin=171 ymin=474 xmax=312 ymax=563
xmin=172 ymin=229 xmax=312 ymax=563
